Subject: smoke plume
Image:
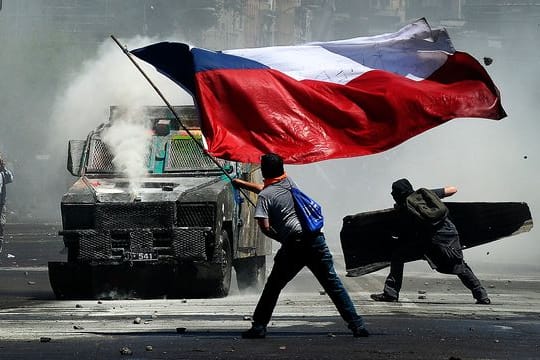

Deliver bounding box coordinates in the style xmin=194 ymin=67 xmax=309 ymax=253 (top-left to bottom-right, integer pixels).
xmin=100 ymin=107 xmax=152 ymax=195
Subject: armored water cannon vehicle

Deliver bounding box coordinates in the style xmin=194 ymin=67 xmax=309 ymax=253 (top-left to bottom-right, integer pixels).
xmin=48 ymin=105 xmax=270 ymax=299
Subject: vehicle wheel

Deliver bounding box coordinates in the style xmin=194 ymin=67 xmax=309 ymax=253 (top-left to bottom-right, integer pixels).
xmin=211 ymin=230 xmax=232 ymax=297
xmin=235 ymin=256 xmax=266 ymax=293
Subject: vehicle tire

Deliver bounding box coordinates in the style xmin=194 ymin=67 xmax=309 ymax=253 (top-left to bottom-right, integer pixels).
xmin=210 ymin=230 xmax=232 ymax=297
xmin=235 ymin=256 xmax=266 ymax=293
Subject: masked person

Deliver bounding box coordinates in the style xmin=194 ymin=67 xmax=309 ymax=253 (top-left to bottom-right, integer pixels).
xmin=370 ymin=178 xmax=490 ymax=305
xmin=0 ymin=153 xmax=14 ymax=253
xmin=233 ymin=153 xmax=369 ymax=339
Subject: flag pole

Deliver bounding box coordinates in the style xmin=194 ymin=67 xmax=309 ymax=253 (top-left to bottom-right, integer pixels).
xmin=110 ymin=35 xmax=256 ymax=207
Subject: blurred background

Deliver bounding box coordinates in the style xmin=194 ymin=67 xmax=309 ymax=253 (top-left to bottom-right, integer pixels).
xmin=0 ymin=0 xmax=538 ymax=267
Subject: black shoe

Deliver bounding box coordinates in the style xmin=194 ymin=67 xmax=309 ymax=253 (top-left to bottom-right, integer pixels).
xmin=241 ymin=324 xmax=267 ymax=339
xmin=476 ymin=298 xmax=491 ymax=305
xmin=370 ymin=293 xmax=398 ymax=302
xmin=352 ymin=327 xmax=370 ymax=337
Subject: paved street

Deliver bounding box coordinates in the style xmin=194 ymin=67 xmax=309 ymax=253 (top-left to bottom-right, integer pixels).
xmin=1 ymin=224 xmax=539 ymax=359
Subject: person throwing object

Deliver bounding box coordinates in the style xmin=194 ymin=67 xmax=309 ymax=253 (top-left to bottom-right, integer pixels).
xmin=370 ymin=178 xmax=490 ymax=305
xmin=233 ymin=153 xmax=369 ymax=338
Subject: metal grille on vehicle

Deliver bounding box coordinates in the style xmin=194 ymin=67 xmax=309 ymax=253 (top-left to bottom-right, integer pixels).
xmin=177 ymin=203 xmax=215 ymax=227
xmin=165 ymin=137 xmax=217 ymax=171
xmin=86 ymin=138 xmax=151 ymax=173
xmin=172 ymin=228 xmax=210 ymax=260
xmin=75 ymin=228 xmax=208 ymax=261
xmin=96 ymin=202 xmax=175 ymax=230
xmin=130 ymin=229 xmax=154 ymax=252
xmin=87 ymin=139 xmax=115 ymax=173
xmin=78 ymin=230 xmax=112 ymax=260
xmin=107 ymin=229 xmax=173 ymax=258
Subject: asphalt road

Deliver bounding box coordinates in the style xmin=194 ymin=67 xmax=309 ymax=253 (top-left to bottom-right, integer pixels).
xmin=0 ymin=224 xmax=539 ymax=359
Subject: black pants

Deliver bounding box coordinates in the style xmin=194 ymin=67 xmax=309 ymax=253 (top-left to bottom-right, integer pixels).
xmin=384 ymin=233 xmax=488 ymax=301
xmin=383 ymin=260 xmax=488 ymax=301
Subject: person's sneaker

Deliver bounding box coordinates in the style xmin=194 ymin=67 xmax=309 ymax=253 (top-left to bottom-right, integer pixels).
xmin=352 ymin=327 xmax=370 ymax=337
xmin=476 ymin=298 xmax=491 ymax=305
xmin=370 ymin=293 xmax=398 ymax=302
xmin=241 ymin=323 xmax=267 ymax=339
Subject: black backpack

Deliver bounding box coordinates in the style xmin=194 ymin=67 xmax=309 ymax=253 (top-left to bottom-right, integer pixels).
xmin=405 ymin=188 xmax=448 ymax=227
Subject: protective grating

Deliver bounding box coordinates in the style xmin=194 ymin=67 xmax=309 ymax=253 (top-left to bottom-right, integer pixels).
xmin=177 ymin=203 xmax=215 ymax=227
xmin=110 ymin=235 xmax=129 ymax=251
xmin=172 ymin=228 xmax=208 ymax=260
xmin=96 ymin=202 xmax=175 ymax=230
xmin=87 ymin=139 xmax=115 ymax=172
xmin=129 ymin=229 xmax=154 ymax=251
xmin=78 ymin=230 xmax=113 ymax=260
xmin=165 ymin=138 xmax=216 ymax=171
xmin=87 ymin=138 xmax=151 ymax=173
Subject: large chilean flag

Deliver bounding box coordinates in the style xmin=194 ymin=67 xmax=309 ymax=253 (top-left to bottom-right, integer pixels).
xmin=132 ymin=18 xmax=505 ymax=164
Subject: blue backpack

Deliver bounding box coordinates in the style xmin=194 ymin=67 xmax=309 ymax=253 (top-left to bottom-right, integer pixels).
xmin=290 ymin=187 xmax=324 ymax=233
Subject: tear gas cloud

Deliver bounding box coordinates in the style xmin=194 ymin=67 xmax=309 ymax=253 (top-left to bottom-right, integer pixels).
xmin=100 ymin=108 xmax=152 ymax=195
xmin=43 ymin=36 xmax=193 ymax=210
xmin=48 ymin=36 xmax=192 ymax=143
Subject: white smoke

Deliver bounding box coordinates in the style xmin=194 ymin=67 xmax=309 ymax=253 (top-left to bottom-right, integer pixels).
xmin=101 ymin=107 xmax=152 ymax=195
xmin=46 ymin=35 xmax=193 ymax=204
xmin=47 ymin=34 xmax=193 ymax=163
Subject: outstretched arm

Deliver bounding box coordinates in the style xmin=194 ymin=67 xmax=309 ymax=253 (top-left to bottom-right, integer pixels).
xmin=232 ymin=178 xmax=264 ymax=194
xmin=442 ymin=186 xmax=457 ymax=197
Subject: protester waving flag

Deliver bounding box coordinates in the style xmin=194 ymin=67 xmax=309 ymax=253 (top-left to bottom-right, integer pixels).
xmin=131 ymin=18 xmax=505 ymax=164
